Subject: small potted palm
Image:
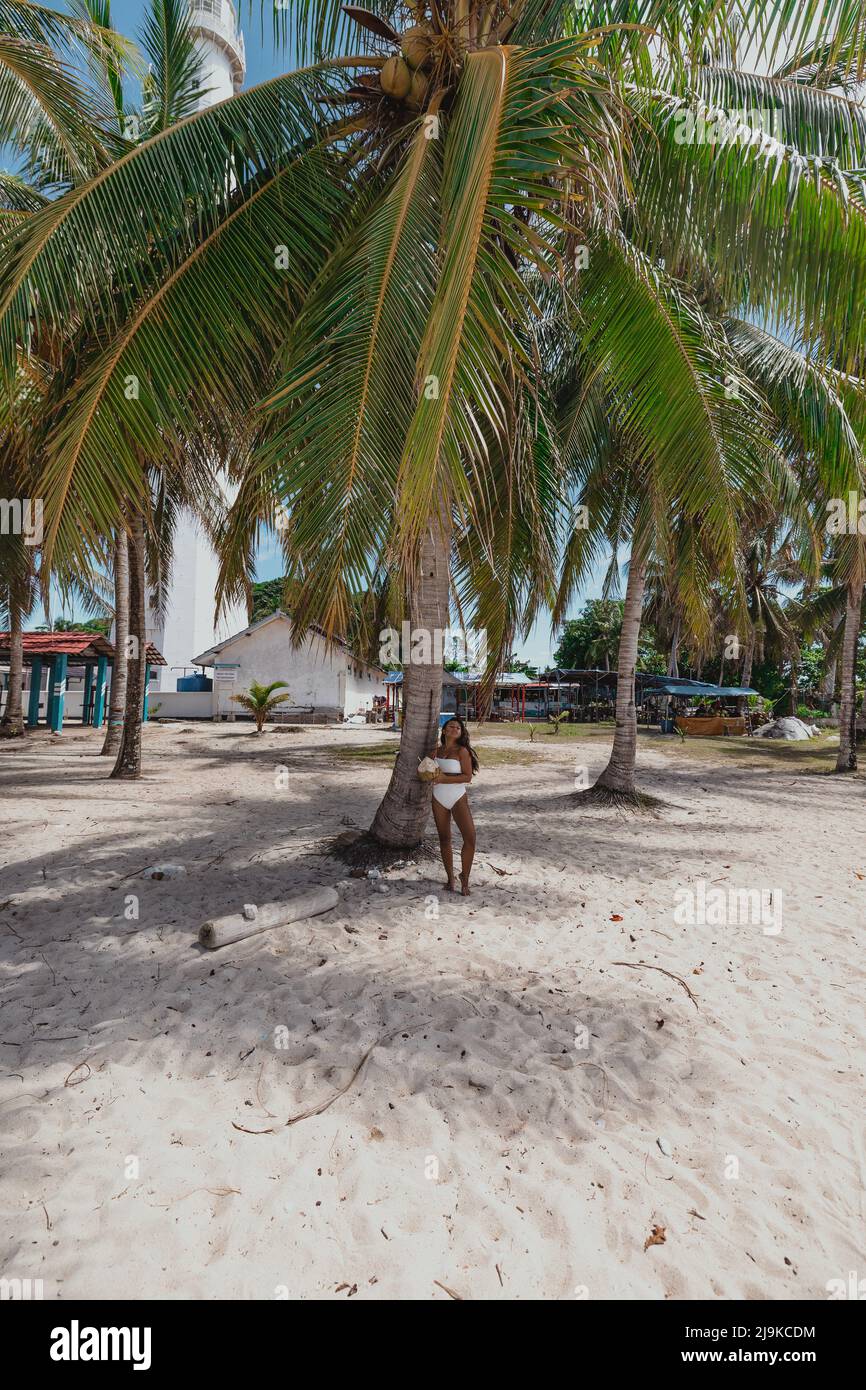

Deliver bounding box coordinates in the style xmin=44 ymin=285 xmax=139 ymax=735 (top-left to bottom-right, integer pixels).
xmin=231 ymin=681 xmax=293 ymax=734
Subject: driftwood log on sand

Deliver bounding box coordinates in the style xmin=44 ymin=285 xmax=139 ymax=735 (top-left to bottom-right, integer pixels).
xmin=198 ymin=886 xmax=339 ymax=949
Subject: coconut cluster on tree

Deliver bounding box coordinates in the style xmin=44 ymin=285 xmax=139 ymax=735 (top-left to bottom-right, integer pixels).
xmin=375 ymin=16 xmax=435 ymax=109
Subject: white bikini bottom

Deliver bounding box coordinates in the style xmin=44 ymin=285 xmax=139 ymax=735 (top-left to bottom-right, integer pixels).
xmin=433 ymin=783 xmax=467 ymax=811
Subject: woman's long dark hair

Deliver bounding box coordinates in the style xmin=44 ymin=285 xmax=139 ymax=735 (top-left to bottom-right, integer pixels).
xmin=439 ymin=716 xmax=479 ymax=773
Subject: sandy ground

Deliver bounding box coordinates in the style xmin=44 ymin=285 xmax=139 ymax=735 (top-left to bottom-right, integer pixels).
xmin=0 ymin=720 xmax=864 ymax=1301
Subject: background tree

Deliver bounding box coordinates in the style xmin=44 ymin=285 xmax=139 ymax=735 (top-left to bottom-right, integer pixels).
xmin=231 ymin=678 xmax=293 ymax=733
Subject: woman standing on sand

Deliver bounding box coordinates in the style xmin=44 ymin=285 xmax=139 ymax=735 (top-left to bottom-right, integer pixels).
xmin=430 ymin=716 xmax=478 ymax=895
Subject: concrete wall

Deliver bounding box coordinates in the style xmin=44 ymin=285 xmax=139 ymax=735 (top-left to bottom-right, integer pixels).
xmin=344 ymin=660 xmax=387 ymax=716
xmin=148 ymin=691 xmax=213 ymax=719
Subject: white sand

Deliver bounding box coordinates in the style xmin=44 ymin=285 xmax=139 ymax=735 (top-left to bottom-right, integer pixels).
xmin=0 ymin=722 xmax=863 ymax=1300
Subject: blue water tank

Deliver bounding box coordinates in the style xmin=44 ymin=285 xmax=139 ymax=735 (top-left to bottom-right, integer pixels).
xmin=178 ymin=673 xmax=212 ymax=692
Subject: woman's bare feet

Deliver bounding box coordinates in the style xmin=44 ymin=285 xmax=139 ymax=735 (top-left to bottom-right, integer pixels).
xmin=444 ymin=878 xmax=457 ymax=893
xmin=459 ymin=874 xmax=471 ymax=896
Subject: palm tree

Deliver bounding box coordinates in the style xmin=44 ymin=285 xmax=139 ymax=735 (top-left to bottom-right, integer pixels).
xmin=0 ymin=3 xmax=122 ymax=737
xmin=0 ymin=0 xmax=130 ymax=187
xmin=231 ymin=679 xmax=293 ymax=733
xmin=100 ymin=527 xmax=128 ymax=756
xmin=4 ymin=2 xmax=866 ymax=833
xmin=835 ymin=565 xmax=864 ymax=771
xmin=110 ymin=509 xmax=148 ymax=776
xmin=0 ymin=1 xmax=232 ymax=773
xmin=0 ymin=366 xmax=36 ymax=738
xmin=801 ymin=554 xmax=866 ymax=770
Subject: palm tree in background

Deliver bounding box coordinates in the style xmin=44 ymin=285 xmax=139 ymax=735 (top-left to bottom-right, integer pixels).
xmin=0 ymin=1 xmax=229 ymax=770
xmin=231 ymin=678 xmax=293 ymax=732
xmin=799 ymin=550 xmax=866 ymax=770
xmin=2 ymin=3 xmax=866 ymax=828
xmin=0 ymin=0 xmax=122 ymax=737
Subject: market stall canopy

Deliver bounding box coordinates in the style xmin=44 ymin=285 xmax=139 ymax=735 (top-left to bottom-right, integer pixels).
xmin=559 ymin=672 xmax=763 ymax=698
xmin=714 ymin=686 xmax=761 ymax=698
xmin=451 ymin=671 xmax=534 ymax=686
xmin=641 ymin=678 xmax=760 ymax=698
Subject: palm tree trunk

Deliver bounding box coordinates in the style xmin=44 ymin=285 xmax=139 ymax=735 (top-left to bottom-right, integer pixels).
xmin=101 ymin=527 xmax=129 ymax=756
xmin=856 ymin=682 xmax=866 ymax=744
xmin=835 ymin=578 xmax=861 ymax=772
xmin=667 ymin=616 xmax=680 ymax=677
xmin=592 ymin=557 xmax=647 ymax=798
xmin=821 ymin=652 xmax=837 ymax=705
xmin=369 ymin=518 xmax=451 ymax=848
xmin=741 ymin=628 xmax=755 ymax=690
xmin=821 ymin=607 xmax=840 ymax=707
xmin=856 ymin=680 xmax=866 ymax=744
xmin=0 ymin=598 xmax=25 ymax=738
xmin=111 ymin=514 xmax=147 ymax=780
xmin=789 ymin=655 xmax=799 ymax=716
xmin=737 ymin=627 xmax=756 ymax=718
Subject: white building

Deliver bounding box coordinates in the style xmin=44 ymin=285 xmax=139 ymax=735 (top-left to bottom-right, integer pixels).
xmin=189 ymin=611 xmax=388 ymax=723
xmin=189 ymin=0 xmax=245 ymax=106
xmin=147 ymin=1 xmax=248 ymax=691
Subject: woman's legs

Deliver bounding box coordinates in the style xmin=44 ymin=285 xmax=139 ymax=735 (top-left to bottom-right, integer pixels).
xmin=431 ymin=799 xmax=455 ymax=889
xmin=450 ymin=796 xmax=476 ymax=894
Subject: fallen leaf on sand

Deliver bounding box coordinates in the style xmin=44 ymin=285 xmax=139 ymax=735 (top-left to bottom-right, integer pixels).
xmin=644 ymin=1224 xmax=666 ymax=1252
xmin=610 ymin=913 xmax=623 ymax=922
xmin=434 ymin=1279 xmax=464 ymax=1300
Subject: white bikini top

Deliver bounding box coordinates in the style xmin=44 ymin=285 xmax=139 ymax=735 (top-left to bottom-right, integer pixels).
xmin=435 ymin=756 xmax=462 ymax=773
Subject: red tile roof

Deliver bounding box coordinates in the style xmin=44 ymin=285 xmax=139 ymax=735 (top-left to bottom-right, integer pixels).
xmin=0 ymin=633 xmax=166 ymax=664
xmin=17 ymin=633 xmax=107 ymax=656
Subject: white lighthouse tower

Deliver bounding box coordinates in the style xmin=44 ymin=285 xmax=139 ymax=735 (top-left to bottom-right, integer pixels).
xmin=148 ymin=1 xmax=248 ymax=691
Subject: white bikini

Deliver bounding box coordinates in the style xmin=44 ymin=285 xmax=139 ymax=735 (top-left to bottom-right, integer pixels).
xmin=433 ymin=756 xmax=467 ymax=810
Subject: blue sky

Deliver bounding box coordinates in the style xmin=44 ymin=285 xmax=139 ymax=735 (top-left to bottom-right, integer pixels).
xmin=32 ymin=1 xmax=607 ymax=665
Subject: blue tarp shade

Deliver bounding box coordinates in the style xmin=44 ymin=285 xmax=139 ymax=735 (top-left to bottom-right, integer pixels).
xmin=645 ymin=681 xmax=759 ymax=698
xmin=647 ymin=682 xmax=724 ymax=697
xmin=385 ymin=670 xmax=760 ymax=698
